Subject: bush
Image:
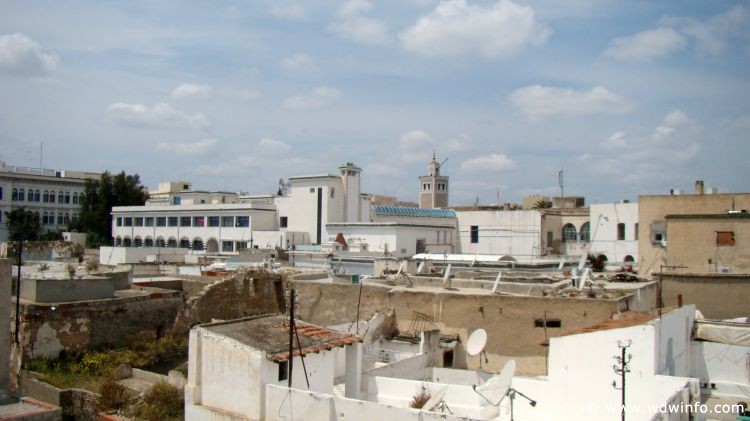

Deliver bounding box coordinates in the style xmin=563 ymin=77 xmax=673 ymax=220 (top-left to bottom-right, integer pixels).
xmin=84 ymin=259 xmax=98 ymax=273
xmin=98 ymin=377 xmax=129 ymax=411
xmin=135 ymin=382 xmax=184 ymax=421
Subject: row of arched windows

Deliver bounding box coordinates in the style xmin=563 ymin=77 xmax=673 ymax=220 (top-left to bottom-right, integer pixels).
xmin=9 ymin=188 xmax=80 ymax=204
xmin=17 ymin=211 xmax=78 ymax=226
xmin=562 ymin=222 xmax=590 ymax=242
xmin=114 ymin=236 xmax=207 ymax=250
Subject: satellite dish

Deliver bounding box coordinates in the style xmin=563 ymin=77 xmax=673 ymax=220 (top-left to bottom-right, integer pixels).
xmin=578 ymin=267 xmax=591 ymax=291
xmin=491 ymin=272 xmax=502 ymax=294
xmin=558 ymin=260 xmax=565 ymax=270
xmin=422 ymin=386 xmax=448 ymax=412
xmin=416 ymin=261 xmax=425 ymax=274
xmin=476 ymin=360 xmax=516 ymax=404
xmin=467 ymin=328 xmax=488 ymax=356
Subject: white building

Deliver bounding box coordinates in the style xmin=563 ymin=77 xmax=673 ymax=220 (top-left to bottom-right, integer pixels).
xmin=0 ymin=161 xmax=99 ymax=240
xmin=455 ymin=208 xmax=545 ymax=259
xmin=185 ymin=314 xmax=363 ymax=421
xmin=589 ymin=202 xmax=639 ymax=264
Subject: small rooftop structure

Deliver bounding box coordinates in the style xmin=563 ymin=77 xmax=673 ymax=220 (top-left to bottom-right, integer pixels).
xmin=203 ymin=314 xmax=363 ymax=362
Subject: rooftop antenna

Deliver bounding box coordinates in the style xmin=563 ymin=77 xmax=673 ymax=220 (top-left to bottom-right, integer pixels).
xmin=558 ymin=169 xmax=564 ymax=198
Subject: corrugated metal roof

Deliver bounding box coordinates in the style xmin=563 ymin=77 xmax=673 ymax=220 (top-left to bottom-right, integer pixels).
xmin=372 ymin=205 xmax=456 ymax=218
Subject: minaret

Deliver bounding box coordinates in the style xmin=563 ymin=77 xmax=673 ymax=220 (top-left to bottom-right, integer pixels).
xmin=339 ymin=162 xmax=362 ymax=222
xmin=419 ymin=152 xmax=449 ymax=208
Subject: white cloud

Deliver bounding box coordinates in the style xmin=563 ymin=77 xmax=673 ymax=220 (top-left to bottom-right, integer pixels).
xmin=441 ymin=134 xmax=471 ymax=152
xmin=366 ymin=163 xmax=406 ymax=177
xmin=661 ymin=109 xmax=690 ymax=127
xmin=397 ymin=130 xmax=433 ymax=163
xmin=579 ymin=153 xmax=593 ymax=161
xmin=257 ymin=137 xmax=291 ymax=155
xmin=0 ymin=33 xmax=58 ymax=75
xmin=270 ymin=4 xmax=306 ymax=21
xmin=663 ymin=5 xmax=750 ymax=55
xmin=600 ymin=131 xmax=628 ymax=149
xmin=171 ymin=83 xmax=212 ymax=100
xmin=603 ymin=28 xmax=686 ymax=62
xmin=508 ymin=85 xmax=633 ymax=120
xmin=283 ymin=86 xmax=341 ymax=110
xmin=220 ymin=88 xmax=260 ymax=101
xmin=329 ymin=0 xmax=389 ymax=45
xmin=155 ymin=138 xmax=217 ymax=155
xmin=281 ymin=53 xmax=315 ymax=72
xmin=107 ymin=102 xmax=210 ymax=130
xmin=338 ymin=0 xmax=372 ymax=18
xmin=399 ymin=0 xmax=549 ymax=59
xmin=461 ymin=153 xmax=516 ymax=172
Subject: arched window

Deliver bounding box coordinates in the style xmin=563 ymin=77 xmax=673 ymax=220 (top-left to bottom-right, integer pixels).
xmin=58 ymin=192 xmax=64 ymax=203
xmin=167 ymin=238 xmax=177 ymax=248
xmin=18 ymin=188 xmax=25 ymax=201
xmin=624 ymin=255 xmax=635 ymax=263
xmin=57 ymin=213 xmax=63 ymax=225
xmin=562 ymin=223 xmax=577 ymax=242
xmin=43 ymin=190 xmax=49 ymax=202
xmin=144 ymin=237 xmax=154 ymax=247
xmin=65 ymin=192 xmax=70 ymax=203
xmin=12 ymin=188 xmax=18 ymax=201
xmin=73 ymin=192 xmax=79 ymax=204
xmin=43 ymin=212 xmax=48 ymax=225
xmin=156 ymin=237 xmax=165 ymax=247
xmin=123 ymin=237 xmax=132 ymax=247
xmin=579 ymin=222 xmax=590 ymax=242
xmin=192 ymin=238 xmax=204 ymax=250
xmin=134 ymin=237 xmax=143 ymax=247
xmin=179 ymin=238 xmax=191 ymax=249
xmin=50 ymin=191 xmax=56 ymax=203
xmin=72 ymin=213 xmax=79 ymax=222
xmin=64 ymin=213 xmax=70 ymax=224
xmin=34 ymin=190 xmax=40 ymax=202
xmin=34 ymin=212 xmax=40 ymax=224
xmin=49 ymin=212 xmax=55 ymax=225
xmin=115 ymin=237 xmax=122 ymax=246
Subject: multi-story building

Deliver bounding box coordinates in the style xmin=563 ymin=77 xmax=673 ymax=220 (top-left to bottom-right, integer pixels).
xmin=588 ymin=202 xmax=639 ymax=265
xmin=638 ymin=180 xmax=750 ymax=276
xmin=0 ymin=161 xmax=99 ymax=240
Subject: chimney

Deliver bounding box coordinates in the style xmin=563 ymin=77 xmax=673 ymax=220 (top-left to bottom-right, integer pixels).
xmin=695 ymin=180 xmax=704 ymax=195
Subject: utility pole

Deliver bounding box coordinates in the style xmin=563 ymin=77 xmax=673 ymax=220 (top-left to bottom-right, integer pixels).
xmin=288 ymin=288 xmax=296 ymax=388
xmin=612 ymin=340 xmax=632 ymax=421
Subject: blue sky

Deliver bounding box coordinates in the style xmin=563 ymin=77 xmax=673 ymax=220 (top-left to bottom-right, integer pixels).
xmin=1 ymin=0 xmax=748 ymax=205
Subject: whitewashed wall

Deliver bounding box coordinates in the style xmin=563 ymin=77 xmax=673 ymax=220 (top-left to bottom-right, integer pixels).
xmin=589 ymin=203 xmax=639 ymax=263
xmin=455 ymin=209 xmax=543 ymax=258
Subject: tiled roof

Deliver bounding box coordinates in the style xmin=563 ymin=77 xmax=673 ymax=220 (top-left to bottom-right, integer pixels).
xmin=373 ymin=205 xmax=456 ymax=218
xmin=202 ymin=314 xmax=362 ymax=361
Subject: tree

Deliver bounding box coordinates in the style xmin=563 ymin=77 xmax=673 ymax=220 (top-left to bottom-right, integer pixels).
xmin=4 ymin=207 xmax=40 ymax=241
xmin=533 ymin=199 xmax=553 ymax=209
xmin=70 ymin=171 xmax=148 ymax=247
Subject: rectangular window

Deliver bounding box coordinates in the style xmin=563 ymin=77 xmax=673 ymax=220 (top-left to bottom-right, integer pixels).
xmin=173 ymin=197 xmax=181 ymax=205
xmin=134 ymin=217 xmax=144 ymax=227
xmin=145 ymin=217 xmax=154 ymax=227
xmin=124 ymin=217 xmax=133 ymax=227
xmin=116 ymin=217 xmax=122 ymax=227
xmin=716 ymin=231 xmax=735 ymax=246
xmin=193 ymin=216 xmax=205 ymax=227
xmin=617 ymin=223 xmax=626 ymax=241
xmin=236 ymin=241 xmax=247 ymax=251
xmin=280 ymin=216 xmax=288 ymax=228
xmin=470 ymin=225 xmax=479 ymax=244
xmin=534 ymin=319 xmax=562 ymax=328
xmin=222 ymin=241 xmax=234 ymax=252
xmin=278 ymin=361 xmax=288 ymax=382
xmin=236 ymin=216 xmax=250 ymax=227
xmin=309 ymin=187 xmax=315 ymax=193
xmin=168 ymin=216 xmax=178 ymax=227
xmin=208 ymin=216 xmax=220 ymax=227
xmin=156 ymin=217 xmax=167 ymax=227
xmin=180 ymin=216 xmax=192 ymax=227
xmin=50 ymin=192 xmax=55 ymax=203
xmin=222 ymin=216 xmax=234 ymax=227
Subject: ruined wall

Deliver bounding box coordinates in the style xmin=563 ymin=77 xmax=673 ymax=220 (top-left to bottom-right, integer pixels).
xmin=19 ymin=289 xmax=183 ymax=359
xmin=292 ymin=281 xmax=391 ymax=327
xmin=661 ymin=273 xmax=750 ymax=319
xmin=173 ymin=270 xmax=285 ymax=334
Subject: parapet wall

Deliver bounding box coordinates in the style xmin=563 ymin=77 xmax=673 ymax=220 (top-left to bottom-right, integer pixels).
xmin=661 ymin=273 xmax=750 ymax=319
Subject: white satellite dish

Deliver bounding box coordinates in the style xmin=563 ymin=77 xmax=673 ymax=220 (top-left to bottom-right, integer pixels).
xmin=467 ymin=328 xmax=488 ymax=356
xmin=395 ymin=260 xmax=406 ymax=277
xmin=416 ymin=261 xmax=425 ymax=274
xmin=476 ymin=360 xmax=516 ymax=404
xmin=423 ymin=386 xmax=448 ymax=412
xmin=558 ymin=260 xmax=565 ymax=270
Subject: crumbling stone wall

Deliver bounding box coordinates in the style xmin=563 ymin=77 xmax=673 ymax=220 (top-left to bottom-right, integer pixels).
xmin=173 ymin=269 xmax=286 ymax=334
xmin=18 ymin=289 xmax=183 ymax=360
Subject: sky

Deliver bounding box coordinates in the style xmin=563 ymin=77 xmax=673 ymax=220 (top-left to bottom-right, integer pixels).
xmin=1 ymin=0 xmax=749 ymax=205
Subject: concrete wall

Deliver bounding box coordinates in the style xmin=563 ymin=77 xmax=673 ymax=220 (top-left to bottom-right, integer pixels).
xmin=455 ymin=209 xmax=543 ymax=257
xmin=1 ymin=259 xmax=10 ymax=389
xmin=291 ymin=279 xmax=627 ymax=375
xmin=666 ymin=216 xmax=750 ymax=274
xmin=18 ymin=289 xmax=182 ymax=359
xmin=661 ymin=273 xmax=750 ymax=319
xmin=327 ymin=224 xmax=456 ymax=257
xmin=589 ymin=203 xmax=639 ymax=263
xmin=98 ymin=246 xmax=188 ymax=265
xmin=20 ymin=276 xmax=116 ymax=303
xmin=638 ymin=192 xmax=750 ymax=276
xmin=690 ymin=341 xmax=750 ymax=396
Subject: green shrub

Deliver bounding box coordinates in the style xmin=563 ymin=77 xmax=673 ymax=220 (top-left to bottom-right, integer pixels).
xmin=135 ymin=382 xmax=184 ymax=421
xmin=98 ymin=377 xmax=129 ymax=411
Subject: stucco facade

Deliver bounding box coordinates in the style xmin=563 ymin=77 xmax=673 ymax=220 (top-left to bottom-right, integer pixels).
xmin=589 ymin=202 xmax=639 ymax=264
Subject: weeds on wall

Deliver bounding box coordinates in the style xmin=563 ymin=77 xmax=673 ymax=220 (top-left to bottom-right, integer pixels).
xmin=127 ymin=382 xmax=184 ymax=421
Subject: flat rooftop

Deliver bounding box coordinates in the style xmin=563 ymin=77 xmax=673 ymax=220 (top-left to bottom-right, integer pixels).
xmin=202 ymin=314 xmax=362 ymax=362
